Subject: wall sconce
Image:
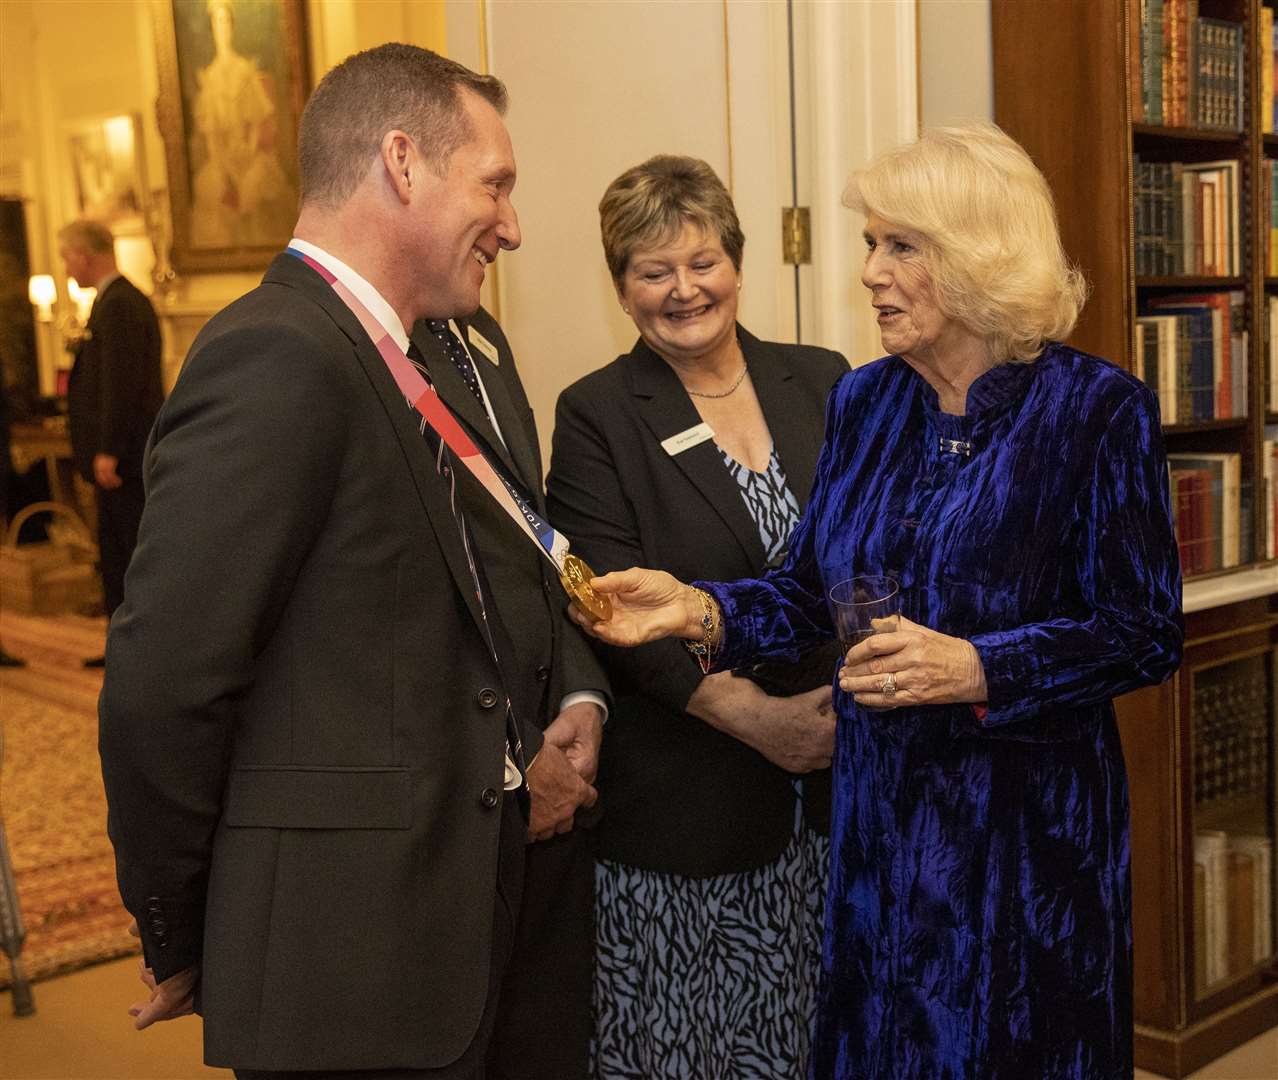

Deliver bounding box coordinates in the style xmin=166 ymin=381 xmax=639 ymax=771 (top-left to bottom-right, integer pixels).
xmin=28 ymin=275 xmax=56 ymax=322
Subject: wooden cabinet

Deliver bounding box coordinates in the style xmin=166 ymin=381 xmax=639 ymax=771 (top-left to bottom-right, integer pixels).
xmin=1116 ymin=598 xmax=1277 ymax=1075
xmin=992 ymin=2 xmax=1278 ymax=1072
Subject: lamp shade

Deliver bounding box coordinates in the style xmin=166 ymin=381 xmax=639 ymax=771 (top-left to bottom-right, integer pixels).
xmin=28 ymin=274 xmax=56 ymax=317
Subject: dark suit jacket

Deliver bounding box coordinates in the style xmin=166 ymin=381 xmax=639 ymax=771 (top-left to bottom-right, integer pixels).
xmin=409 ymin=312 xmax=608 ymax=738
xmin=99 ymin=255 xmax=536 ymax=1072
xmin=546 ymin=327 xmax=848 ymax=876
xmin=66 ymin=275 xmax=163 ymax=481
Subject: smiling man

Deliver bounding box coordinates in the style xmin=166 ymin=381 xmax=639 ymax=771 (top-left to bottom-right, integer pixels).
xmin=98 ymin=44 xmax=601 ymax=1079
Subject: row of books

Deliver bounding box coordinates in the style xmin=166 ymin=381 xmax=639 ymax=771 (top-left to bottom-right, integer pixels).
xmin=1263 ymin=429 xmax=1278 ymax=562
xmin=1194 ymin=831 xmax=1273 ymax=989
xmin=1268 ymin=301 xmax=1278 ymax=412
xmin=1135 ymin=2 xmax=1244 ymax=131
xmin=1264 ymin=161 xmax=1278 ymax=276
xmin=1193 ymin=654 xmax=1272 ymax=806
xmin=1167 ymin=451 xmax=1242 ymax=576
xmin=1133 ymin=157 xmax=1241 ymax=277
xmin=1263 ymin=6 xmax=1277 ymax=134
xmin=1136 ymin=292 xmax=1247 ymax=423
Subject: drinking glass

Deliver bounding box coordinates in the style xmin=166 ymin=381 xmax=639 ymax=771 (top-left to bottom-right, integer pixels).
xmin=829 ymin=575 xmax=900 ymax=655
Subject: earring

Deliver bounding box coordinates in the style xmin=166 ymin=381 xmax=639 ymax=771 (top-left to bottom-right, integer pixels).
xmin=622 ymin=306 xmax=631 ymax=314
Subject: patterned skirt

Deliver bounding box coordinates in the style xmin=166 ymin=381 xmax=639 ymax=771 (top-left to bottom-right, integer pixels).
xmin=593 ymin=819 xmax=828 ymax=1080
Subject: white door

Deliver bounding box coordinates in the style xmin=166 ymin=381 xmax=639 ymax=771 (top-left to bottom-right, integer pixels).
xmin=446 ymin=0 xmax=919 ymax=462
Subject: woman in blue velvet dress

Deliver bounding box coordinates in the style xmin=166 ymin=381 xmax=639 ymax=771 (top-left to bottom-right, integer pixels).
xmin=573 ymin=123 xmax=1184 ymax=1079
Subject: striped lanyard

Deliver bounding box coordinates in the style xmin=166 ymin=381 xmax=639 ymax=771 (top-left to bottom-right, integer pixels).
xmin=288 ymin=247 xmax=571 ymax=574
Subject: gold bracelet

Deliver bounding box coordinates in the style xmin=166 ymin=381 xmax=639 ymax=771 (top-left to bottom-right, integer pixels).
xmin=682 ymin=587 xmax=720 ymax=673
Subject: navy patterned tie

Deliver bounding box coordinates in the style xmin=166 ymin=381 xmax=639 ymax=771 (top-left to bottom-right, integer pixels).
xmin=426 ymin=319 xmax=485 ymax=405
xmin=405 ymin=341 xmax=524 ymax=785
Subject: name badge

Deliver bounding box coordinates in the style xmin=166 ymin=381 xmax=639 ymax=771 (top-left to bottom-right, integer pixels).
xmin=467 ymin=325 xmax=501 ymax=366
xmin=661 ymin=422 xmax=715 ymax=456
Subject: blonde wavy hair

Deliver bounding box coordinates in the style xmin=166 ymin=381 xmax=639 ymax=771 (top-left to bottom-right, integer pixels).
xmin=844 ymin=122 xmax=1087 ymax=363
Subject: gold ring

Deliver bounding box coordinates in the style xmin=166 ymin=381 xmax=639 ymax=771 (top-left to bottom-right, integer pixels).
xmin=881 ymin=672 xmax=897 ymax=696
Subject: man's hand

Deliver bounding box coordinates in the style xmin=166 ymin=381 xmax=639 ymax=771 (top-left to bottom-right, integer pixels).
xmin=130 ymin=959 xmax=198 ymax=1028
xmin=544 ymin=701 xmax=604 ymax=784
xmin=525 ymin=741 xmax=597 ymax=843
xmin=94 ymin=453 xmax=123 ymax=490
xmin=125 ymin=918 xmax=198 ymax=1029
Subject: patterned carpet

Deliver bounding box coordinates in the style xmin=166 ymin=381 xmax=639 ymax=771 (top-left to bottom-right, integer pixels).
xmin=0 ymin=609 xmax=138 ymax=988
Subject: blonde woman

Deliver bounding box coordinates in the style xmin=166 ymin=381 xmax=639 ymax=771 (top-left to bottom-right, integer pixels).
xmin=575 ymin=125 xmax=1183 ymax=1078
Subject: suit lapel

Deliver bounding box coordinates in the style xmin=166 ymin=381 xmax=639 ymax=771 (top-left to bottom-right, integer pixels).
xmin=265 ymin=255 xmax=490 ymax=641
xmin=741 ymin=327 xmax=826 ymax=510
xmin=409 ymin=321 xmax=524 ymax=484
xmin=628 ymin=337 xmax=765 ymax=568
xmin=457 ymin=319 xmax=543 ymax=501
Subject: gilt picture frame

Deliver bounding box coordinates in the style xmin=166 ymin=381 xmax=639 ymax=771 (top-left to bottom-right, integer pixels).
xmin=65 ymin=113 xmax=147 ymax=234
xmin=154 ymin=0 xmax=309 ymax=273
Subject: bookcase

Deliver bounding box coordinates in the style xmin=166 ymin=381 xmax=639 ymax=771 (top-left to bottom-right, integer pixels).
xmin=992 ymin=1 xmax=1278 ymax=1074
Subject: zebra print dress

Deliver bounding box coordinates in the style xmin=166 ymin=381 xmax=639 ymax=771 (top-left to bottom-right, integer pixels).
xmin=593 ymin=446 xmax=830 ymax=1080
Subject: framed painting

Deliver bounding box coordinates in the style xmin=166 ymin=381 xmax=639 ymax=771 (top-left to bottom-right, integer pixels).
xmin=65 ymin=114 xmax=147 ymax=233
xmin=154 ymin=0 xmax=309 ymax=273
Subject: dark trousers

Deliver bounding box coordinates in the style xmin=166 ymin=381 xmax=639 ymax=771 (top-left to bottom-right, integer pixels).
xmin=486 ymin=827 xmax=595 ymax=1080
xmin=96 ymin=478 xmax=145 ymax=616
xmin=235 ymin=791 xmax=526 ymax=1080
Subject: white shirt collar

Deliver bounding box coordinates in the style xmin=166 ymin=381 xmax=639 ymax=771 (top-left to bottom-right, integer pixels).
xmin=288 ymin=238 xmax=410 ymax=353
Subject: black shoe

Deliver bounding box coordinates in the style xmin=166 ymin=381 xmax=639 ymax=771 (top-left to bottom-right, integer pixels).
xmin=82 ymin=656 xmax=106 ymax=668
xmin=0 ymin=649 xmax=24 ymax=668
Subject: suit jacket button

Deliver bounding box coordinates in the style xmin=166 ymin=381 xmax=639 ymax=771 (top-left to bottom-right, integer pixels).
xmin=480 ymin=787 xmax=499 ymax=808
xmin=477 ymin=687 xmax=499 ymax=709
xmin=535 ymin=665 xmax=550 ymax=683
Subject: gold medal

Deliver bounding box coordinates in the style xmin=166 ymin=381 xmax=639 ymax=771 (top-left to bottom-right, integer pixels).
xmin=559 ymin=552 xmax=611 ymax=623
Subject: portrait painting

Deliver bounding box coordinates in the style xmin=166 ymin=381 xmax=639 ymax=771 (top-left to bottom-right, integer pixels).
xmin=66 ymin=114 xmax=147 ymax=232
xmin=155 ymin=0 xmax=309 ymax=272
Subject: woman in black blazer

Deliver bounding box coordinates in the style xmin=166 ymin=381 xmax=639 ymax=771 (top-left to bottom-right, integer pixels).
xmin=546 ymin=156 xmax=848 ymax=1079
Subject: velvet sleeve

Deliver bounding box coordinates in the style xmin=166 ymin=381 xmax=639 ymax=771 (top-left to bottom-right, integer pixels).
xmin=969 ymin=388 xmax=1184 ymax=725
xmin=546 ymin=384 xmax=704 ymax=716
xmin=696 ymin=377 xmax=849 ymax=669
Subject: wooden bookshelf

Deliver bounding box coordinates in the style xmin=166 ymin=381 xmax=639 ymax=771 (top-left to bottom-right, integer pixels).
xmin=993 ymin=2 xmax=1278 ymax=1075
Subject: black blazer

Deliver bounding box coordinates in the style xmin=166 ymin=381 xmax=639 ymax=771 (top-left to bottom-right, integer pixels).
xmin=66 ymin=275 xmax=163 ymax=481
xmin=546 ymin=327 xmax=848 ymax=876
xmin=409 ymin=312 xmax=609 ymax=736
xmin=100 ymin=255 xmax=534 ymax=1071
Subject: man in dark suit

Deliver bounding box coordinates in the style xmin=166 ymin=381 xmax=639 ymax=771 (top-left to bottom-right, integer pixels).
xmin=412 ymin=310 xmax=605 ymax=1080
xmin=99 ymin=44 xmax=600 ymax=1078
xmin=59 ymin=219 xmax=163 ymax=665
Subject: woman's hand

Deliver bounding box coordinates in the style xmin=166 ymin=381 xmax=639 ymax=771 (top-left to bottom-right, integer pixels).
xmin=689 ymin=673 xmax=835 ymax=774
xmin=569 ymin=567 xmax=707 ymax=647
xmin=751 ymin=685 xmax=836 ymax=772
xmin=838 ymin=616 xmax=987 ymax=710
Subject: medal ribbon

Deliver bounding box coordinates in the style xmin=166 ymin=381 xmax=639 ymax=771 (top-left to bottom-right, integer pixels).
xmin=287 ymin=248 xmax=571 ymax=573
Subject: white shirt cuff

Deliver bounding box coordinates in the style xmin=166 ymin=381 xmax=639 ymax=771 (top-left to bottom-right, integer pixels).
xmin=558 ymin=690 xmax=608 ymax=725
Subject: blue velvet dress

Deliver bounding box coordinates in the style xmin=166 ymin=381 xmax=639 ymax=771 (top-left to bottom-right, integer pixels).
xmin=699 ymin=344 xmax=1183 ymax=1079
